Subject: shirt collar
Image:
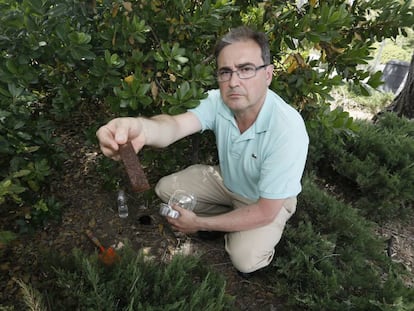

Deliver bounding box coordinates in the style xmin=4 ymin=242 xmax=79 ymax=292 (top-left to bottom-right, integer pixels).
xmin=218 ymin=89 xmax=272 ymax=135
xmin=254 ymin=90 xmax=272 ymax=134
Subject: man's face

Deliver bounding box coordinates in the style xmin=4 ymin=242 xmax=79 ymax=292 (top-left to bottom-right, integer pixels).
xmin=217 ymin=39 xmax=273 ymax=115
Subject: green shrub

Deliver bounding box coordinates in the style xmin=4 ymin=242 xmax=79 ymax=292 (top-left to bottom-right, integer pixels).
xmin=306 ymin=107 xmax=414 ymax=223
xmin=27 ymin=245 xmax=235 ymax=310
xmin=268 ymin=174 xmax=414 ymax=310
xmin=304 ymin=102 xmax=358 ymax=172
xmin=334 ymin=113 xmax=414 ymax=221
xmin=0 ymin=0 xmax=232 ymax=220
xmin=0 ymin=85 xmax=65 ymax=229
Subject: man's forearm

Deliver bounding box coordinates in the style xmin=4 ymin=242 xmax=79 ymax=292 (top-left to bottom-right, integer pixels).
xmin=140 ymin=112 xmax=201 ymax=148
xmin=140 ymin=115 xmax=180 ymax=148
xmin=195 ymin=200 xmax=284 ymax=232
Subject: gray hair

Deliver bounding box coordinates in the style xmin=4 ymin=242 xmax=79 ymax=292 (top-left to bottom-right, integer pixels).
xmin=214 ymin=26 xmax=271 ymax=65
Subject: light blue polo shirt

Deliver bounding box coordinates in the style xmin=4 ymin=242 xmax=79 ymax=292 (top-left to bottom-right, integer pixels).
xmin=189 ymin=89 xmax=309 ymax=201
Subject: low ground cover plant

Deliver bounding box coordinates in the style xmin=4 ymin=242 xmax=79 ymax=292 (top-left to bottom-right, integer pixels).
xmin=270 ymin=174 xmax=414 ymax=310
xmin=18 ymin=245 xmax=236 ymax=311
xmin=308 ymin=111 xmax=414 ymax=222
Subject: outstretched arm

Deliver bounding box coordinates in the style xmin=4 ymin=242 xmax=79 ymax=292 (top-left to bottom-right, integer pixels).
xmin=96 ymin=112 xmax=201 ymax=160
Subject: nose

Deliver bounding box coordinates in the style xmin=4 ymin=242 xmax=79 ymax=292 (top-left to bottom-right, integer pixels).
xmin=228 ymin=70 xmax=240 ymax=87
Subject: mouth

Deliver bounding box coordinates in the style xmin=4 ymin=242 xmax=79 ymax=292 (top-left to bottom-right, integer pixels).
xmin=228 ymin=93 xmax=242 ymax=98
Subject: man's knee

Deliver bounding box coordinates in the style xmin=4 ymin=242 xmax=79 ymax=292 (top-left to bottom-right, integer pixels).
xmin=226 ymin=239 xmax=274 ymax=273
xmin=155 ymin=165 xmax=202 ymax=202
xmin=154 ymin=176 xmax=172 ymax=202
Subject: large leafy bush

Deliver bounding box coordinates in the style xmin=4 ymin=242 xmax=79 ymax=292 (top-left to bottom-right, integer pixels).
xmin=0 ymin=0 xmax=236 ymax=225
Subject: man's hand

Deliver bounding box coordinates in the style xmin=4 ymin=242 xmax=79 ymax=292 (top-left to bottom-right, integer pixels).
xmin=166 ymin=205 xmax=200 ymax=234
xmin=96 ymin=117 xmax=145 ymax=161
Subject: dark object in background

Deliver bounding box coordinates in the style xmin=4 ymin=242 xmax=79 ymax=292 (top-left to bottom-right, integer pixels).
xmin=119 ymin=142 xmax=150 ymax=192
xmin=380 ymin=60 xmax=410 ymax=94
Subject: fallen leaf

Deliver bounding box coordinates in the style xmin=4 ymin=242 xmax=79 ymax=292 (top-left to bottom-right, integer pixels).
xmin=88 ymin=218 xmax=97 ymax=228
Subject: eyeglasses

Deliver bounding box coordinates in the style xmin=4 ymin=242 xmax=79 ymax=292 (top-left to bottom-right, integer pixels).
xmin=216 ymin=64 xmax=268 ymax=82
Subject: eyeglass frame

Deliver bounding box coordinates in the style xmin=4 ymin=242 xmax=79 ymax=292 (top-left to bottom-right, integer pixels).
xmin=216 ymin=63 xmax=269 ymax=82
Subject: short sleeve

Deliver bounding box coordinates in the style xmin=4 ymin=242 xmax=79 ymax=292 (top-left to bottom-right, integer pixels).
xmin=188 ymin=89 xmax=222 ymax=132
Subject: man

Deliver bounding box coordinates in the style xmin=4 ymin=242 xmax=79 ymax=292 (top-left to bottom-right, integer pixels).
xmin=96 ymin=26 xmax=309 ymax=276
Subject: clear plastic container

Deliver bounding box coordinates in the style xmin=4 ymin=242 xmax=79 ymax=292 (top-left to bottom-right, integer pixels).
xmin=159 ymin=190 xmax=197 ymax=218
xmin=117 ymin=190 xmax=128 ymax=218
xmin=159 ymin=203 xmax=180 ymax=219
xmin=168 ymin=190 xmax=196 ymax=211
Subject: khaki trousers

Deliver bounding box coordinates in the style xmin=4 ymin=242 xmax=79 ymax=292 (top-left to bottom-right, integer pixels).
xmin=155 ymin=164 xmax=297 ymax=273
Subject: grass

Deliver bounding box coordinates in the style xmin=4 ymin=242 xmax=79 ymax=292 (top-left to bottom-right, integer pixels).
xmin=371 ymin=28 xmax=414 ymax=64
xmin=329 ymin=84 xmax=394 ymax=115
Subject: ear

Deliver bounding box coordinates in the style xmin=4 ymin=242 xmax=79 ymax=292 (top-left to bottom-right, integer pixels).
xmin=265 ymin=64 xmax=274 ymax=86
